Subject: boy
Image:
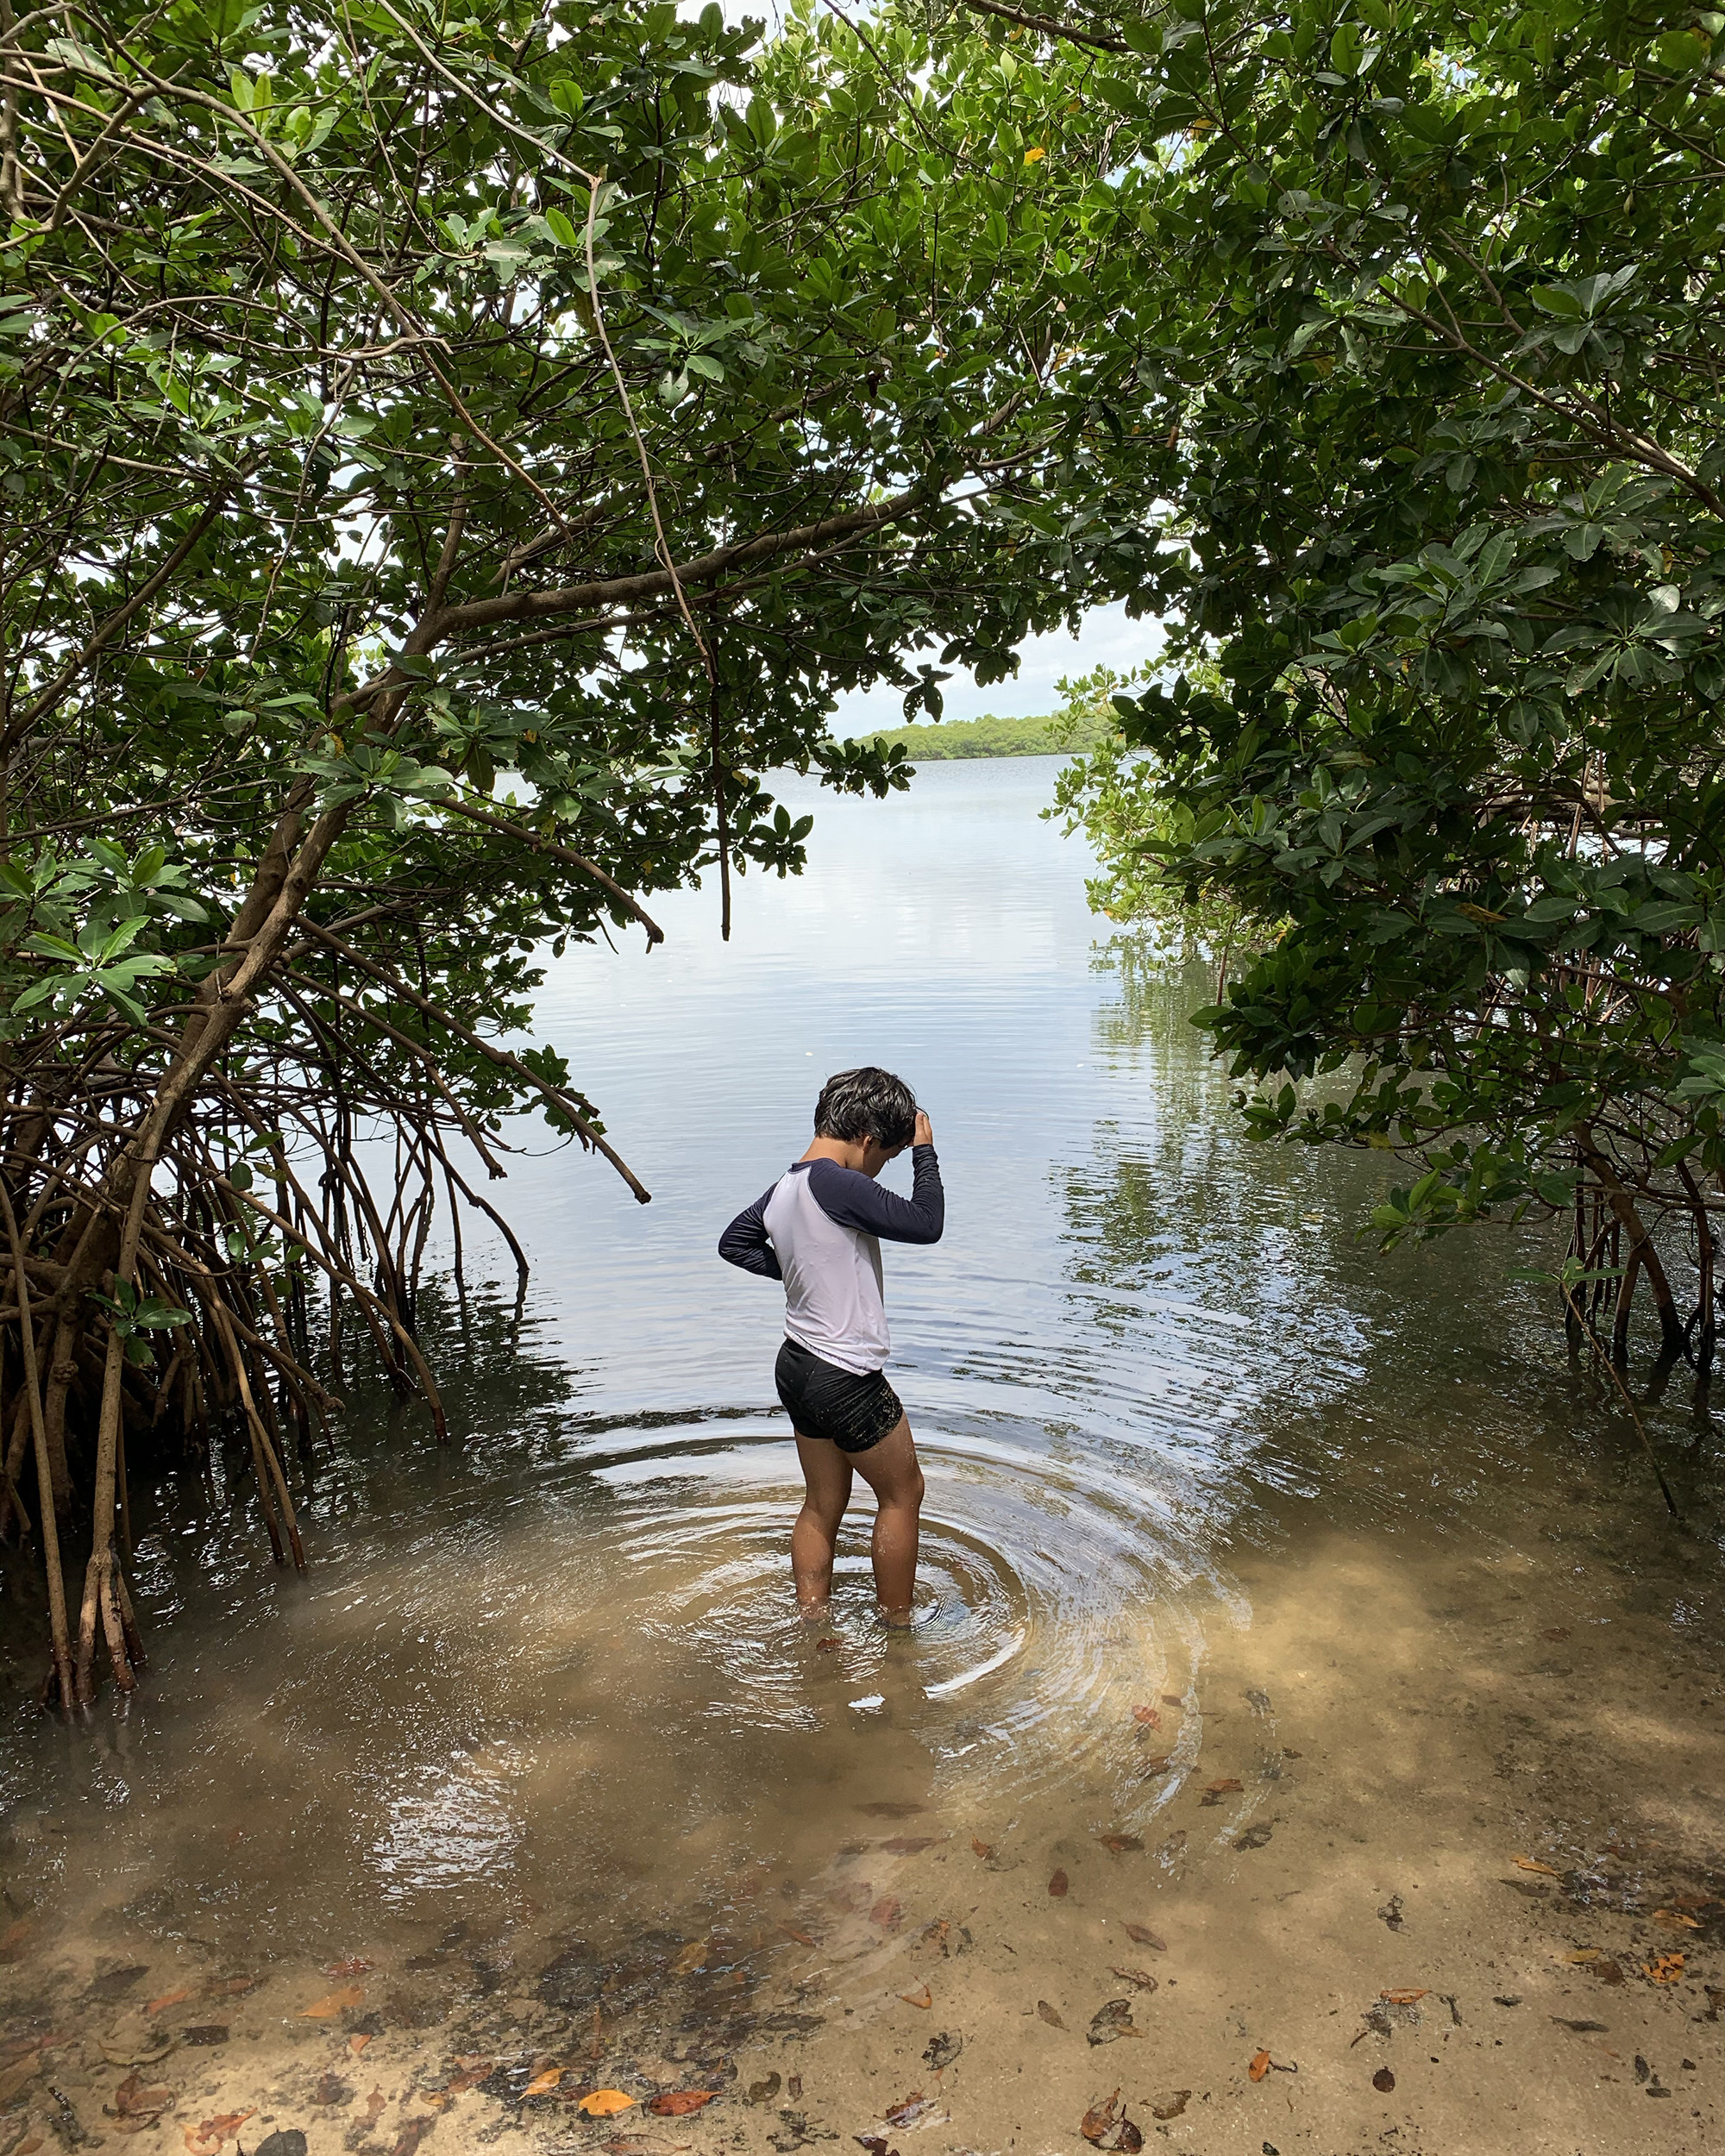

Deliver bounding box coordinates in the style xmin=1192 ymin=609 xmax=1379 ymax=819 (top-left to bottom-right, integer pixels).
xmin=718 ymin=1067 xmax=944 ymax=1626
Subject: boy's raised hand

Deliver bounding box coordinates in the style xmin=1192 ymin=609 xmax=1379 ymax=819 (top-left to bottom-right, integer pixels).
xmin=913 ymin=1111 xmax=933 ymax=1148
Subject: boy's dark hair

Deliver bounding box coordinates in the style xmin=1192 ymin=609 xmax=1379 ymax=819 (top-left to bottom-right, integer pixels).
xmin=814 ymin=1067 xmax=919 ymax=1150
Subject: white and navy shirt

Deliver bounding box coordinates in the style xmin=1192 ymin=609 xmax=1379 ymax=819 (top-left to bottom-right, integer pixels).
xmin=718 ymin=1147 xmax=944 ymax=1375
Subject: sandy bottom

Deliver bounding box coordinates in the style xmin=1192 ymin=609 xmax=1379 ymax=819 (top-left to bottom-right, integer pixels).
xmin=5 ymin=1497 xmax=1722 ymax=2156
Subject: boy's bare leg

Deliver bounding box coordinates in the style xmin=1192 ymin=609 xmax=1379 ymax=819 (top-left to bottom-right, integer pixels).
xmin=792 ymin=1432 xmax=852 ymax=1615
xmin=850 ymin=1417 xmax=925 ymax=1624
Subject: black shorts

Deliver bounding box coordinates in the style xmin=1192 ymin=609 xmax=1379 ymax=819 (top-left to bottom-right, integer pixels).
xmin=775 ymin=1338 xmax=904 ymax=1455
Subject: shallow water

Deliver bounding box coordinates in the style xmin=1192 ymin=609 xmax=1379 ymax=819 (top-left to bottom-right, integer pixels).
xmin=3 ymin=758 xmax=1724 ymax=2153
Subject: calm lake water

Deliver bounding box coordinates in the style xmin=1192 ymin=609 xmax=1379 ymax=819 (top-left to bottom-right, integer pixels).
xmin=3 ymin=758 xmax=1722 ymax=2153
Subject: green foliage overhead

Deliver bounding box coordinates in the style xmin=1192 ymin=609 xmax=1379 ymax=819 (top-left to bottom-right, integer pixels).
xmin=988 ymin=0 xmax=1725 ymax=1368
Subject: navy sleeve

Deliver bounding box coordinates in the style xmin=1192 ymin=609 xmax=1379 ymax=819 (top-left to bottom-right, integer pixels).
xmin=806 ymin=1146 xmax=944 ymax=1244
xmin=718 ymin=1184 xmax=783 ymax=1278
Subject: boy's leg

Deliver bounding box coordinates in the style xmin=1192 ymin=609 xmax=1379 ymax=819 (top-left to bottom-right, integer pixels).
xmin=849 ymin=1417 xmax=925 ymax=1624
xmin=792 ymin=1432 xmax=852 ymax=1615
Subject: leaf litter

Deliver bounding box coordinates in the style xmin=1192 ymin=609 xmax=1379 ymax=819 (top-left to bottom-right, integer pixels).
xmin=1080 ymin=2089 xmax=1143 ymax=2151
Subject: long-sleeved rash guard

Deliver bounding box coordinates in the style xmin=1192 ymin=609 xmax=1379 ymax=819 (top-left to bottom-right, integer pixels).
xmin=718 ymin=1146 xmax=944 ymax=1375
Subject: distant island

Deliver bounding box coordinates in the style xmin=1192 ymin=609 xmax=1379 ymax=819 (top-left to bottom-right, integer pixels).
xmin=850 ymin=708 xmax=1113 ymax=760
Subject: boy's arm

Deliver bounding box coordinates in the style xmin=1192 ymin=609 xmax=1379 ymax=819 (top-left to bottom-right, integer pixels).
xmin=718 ymin=1185 xmax=784 ymax=1278
xmin=807 ymin=1146 xmax=944 ymax=1244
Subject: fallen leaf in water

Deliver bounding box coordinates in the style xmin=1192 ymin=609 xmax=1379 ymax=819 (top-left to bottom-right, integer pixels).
xmin=881 ymin=1837 xmax=940 ymax=1854
xmin=1109 ymin=1967 xmax=1157 ymax=1992
xmin=179 ymin=2026 xmax=228 ymax=2047
xmin=1149 ymin=2090 xmax=1189 ymax=2122
xmin=1372 ymin=2067 xmax=1396 ymax=2093
xmin=915 ymin=1919 xmax=950 ymax=1957
xmin=923 ymin=2032 xmax=961 ymax=2071
xmin=390 ymin=2119 xmax=436 ymax=2156
xmin=859 ymin=1802 xmax=924 ymax=1818
xmin=0 ymin=2060 xmax=41 ymax=2106
xmin=1161 ymin=1693 xmax=1182 ymax=1707
xmin=446 ymin=2062 xmax=492 ymax=2097
xmin=1652 ymin=1909 xmax=1702 ymax=1930
xmin=211 ymin=1977 xmax=253 ymax=1997
xmin=1048 ymin=1870 xmax=1070 ymax=1897
xmin=1160 ymin=1830 xmax=1189 ymax=1857
xmin=816 ymin=1638 xmax=841 ymax=1653
xmin=1079 ymin=2088 xmax=1143 ymax=2151
xmin=788 ymin=2074 xmax=802 ymax=2100
xmin=1138 ymin=1757 xmax=1172 ymax=1777
xmin=0 ymin=1918 xmax=34 ymax=1961
xmin=1381 ymin=1989 xmax=1428 ymax=2006
xmin=1642 ymin=1953 xmax=1684 ymax=1984
xmin=1552 ymin=2018 xmax=1609 ymax=2033
xmin=970 ymin=1837 xmax=994 ymax=1860
xmin=579 ymin=2091 xmax=637 ymax=2118
xmin=746 ymin=2073 xmax=781 ymax=2107
xmin=1248 ymin=2050 xmax=1271 ymax=2083
xmin=1037 ymin=2000 xmax=1066 ymax=2029
xmin=1513 ymin=1856 xmax=1561 ymax=1877
xmin=1099 ymin=1834 xmax=1143 ymax=1855
xmin=524 ymin=2069 xmax=563 ymax=2098
xmin=364 ymin=2090 xmax=386 ymax=2124
xmin=183 ymin=2107 xmax=255 ymax=2155
xmin=649 ymin=2093 xmax=717 ymax=2116
xmin=1233 ymin=1823 xmax=1274 ymax=1852
xmin=16 ymin=2139 xmax=42 ymax=2154
xmin=673 ymin=1940 xmax=709 ymax=1973
xmin=1120 ymin=1922 xmax=1166 ymax=1951
xmin=299 ymin=1984 xmax=364 ymax=2019
xmin=348 ymin=2034 xmax=373 ymax=2055
xmin=1087 ymin=2000 xmax=1138 ymax=2046
xmin=1131 ymin=1706 xmax=1160 ymax=1729
xmin=884 ymin=2093 xmax=938 ymax=2128
xmin=147 ymin=1986 xmax=192 ymax=2016
xmin=323 ymin=1958 xmax=374 ymax=1977
xmin=869 ymin=1896 xmax=902 ymax=1929
xmin=1200 ymin=1778 xmax=1244 ymax=1806
xmin=899 ymin=1986 xmax=932 ymax=2011
xmin=777 ymin=1922 xmax=819 ymax=1948
xmin=311 ymin=2075 xmax=350 ymax=2107
xmin=110 ymin=2071 xmax=179 ymax=2128
xmin=88 ymin=1967 xmax=150 ymax=2003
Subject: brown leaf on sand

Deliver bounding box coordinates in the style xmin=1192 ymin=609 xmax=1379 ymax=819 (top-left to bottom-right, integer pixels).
xmin=1120 ymin=1922 xmax=1166 ymax=1951
xmin=1099 ymin=1835 xmax=1143 ymax=1855
xmin=1381 ymin=1989 xmax=1427 ymax=2006
xmin=1138 ymin=1757 xmax=1172 ymax=1777
xmin=1131 ymin=1707 xmax=1161 ymax=1729
xmin=1079 ymin=2089 xmax=1143 ymax=2153
xmin=1372 ymin=2068 xmax=1396 ymax=2094
xmin=110 ymin=2071 xmax=177 ymax=2128
xmin=1150 ymin=2091 xmax=1190 ymax=2122
xmin=1512 ymin=1856 xmax=1561 ymax=1878
xmin=1199 ymin=1779 xmax=1244 ymax=1806
xmin=1160 ymin=1693 xmax=1182 ymax=1708
xmin=576 ymin=2092 xmax=637 ymax=2119
xmin=146 ymin=1987 xmax=192 ymax=2016
xmin=299 ymin=1984 xmax=364 ymax=2018
xmin=869 ymin=1896 xmax=902 ymax=1930
xmin=1110 ymin=1968 xmax=1157 ymax=1992
xmin=392 ymin=2116 xmax=440 ymax=2156
xmin=312 ymin=2074 xmax=350 ymax=2107
xmin=1037 ymin=2001 xmax=1066 ymax=2029
xmin=1642 ymin=1953 xmax=1685 ymax=1984
xmin=524 ymin=2070 xmax=563 ymax=2098
xmin=182 ymin=2107 xmax=254 ymax=2156
xmin=884 ymin=2094 xmax=938 ymax=2128
xmin=881 ymin=1837 xmax=941 ymax=1855
xmin=859 ymin=1802 xmax=924 ymax=1819
xmin=1651 ymin=1909 xmax=1702 ymax=1930
xmin=1048 ymin=1869 xmax=1070 ymax=1897
xmin=445 ymin=2061 xmax=492 ymax=2098
xmin=970 ymin=1837 xmax=994 ymax=1861
xmin=211 ymin=1977 xmax=254 ymax=1997
xmin=777 ymin=1922 xmax=819 ymax=1947
xmin=323 ymin=1958 xmax=375 ymax=1977
xmin=348 ymin=2034 xmax=373 ymax=2056
xmin=649 ymin=2092 xmax=717 ymax=2116
xmin=1248 ymin=2051 xmax=1271 ymax=2083
xmin=915 ymin=1919 xmax=950 ymax=1958
xmin=365 ymin=2089 xmax=386 ymax=2125
xmin=898 ymin=1986 xmax=932 ymax=2011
